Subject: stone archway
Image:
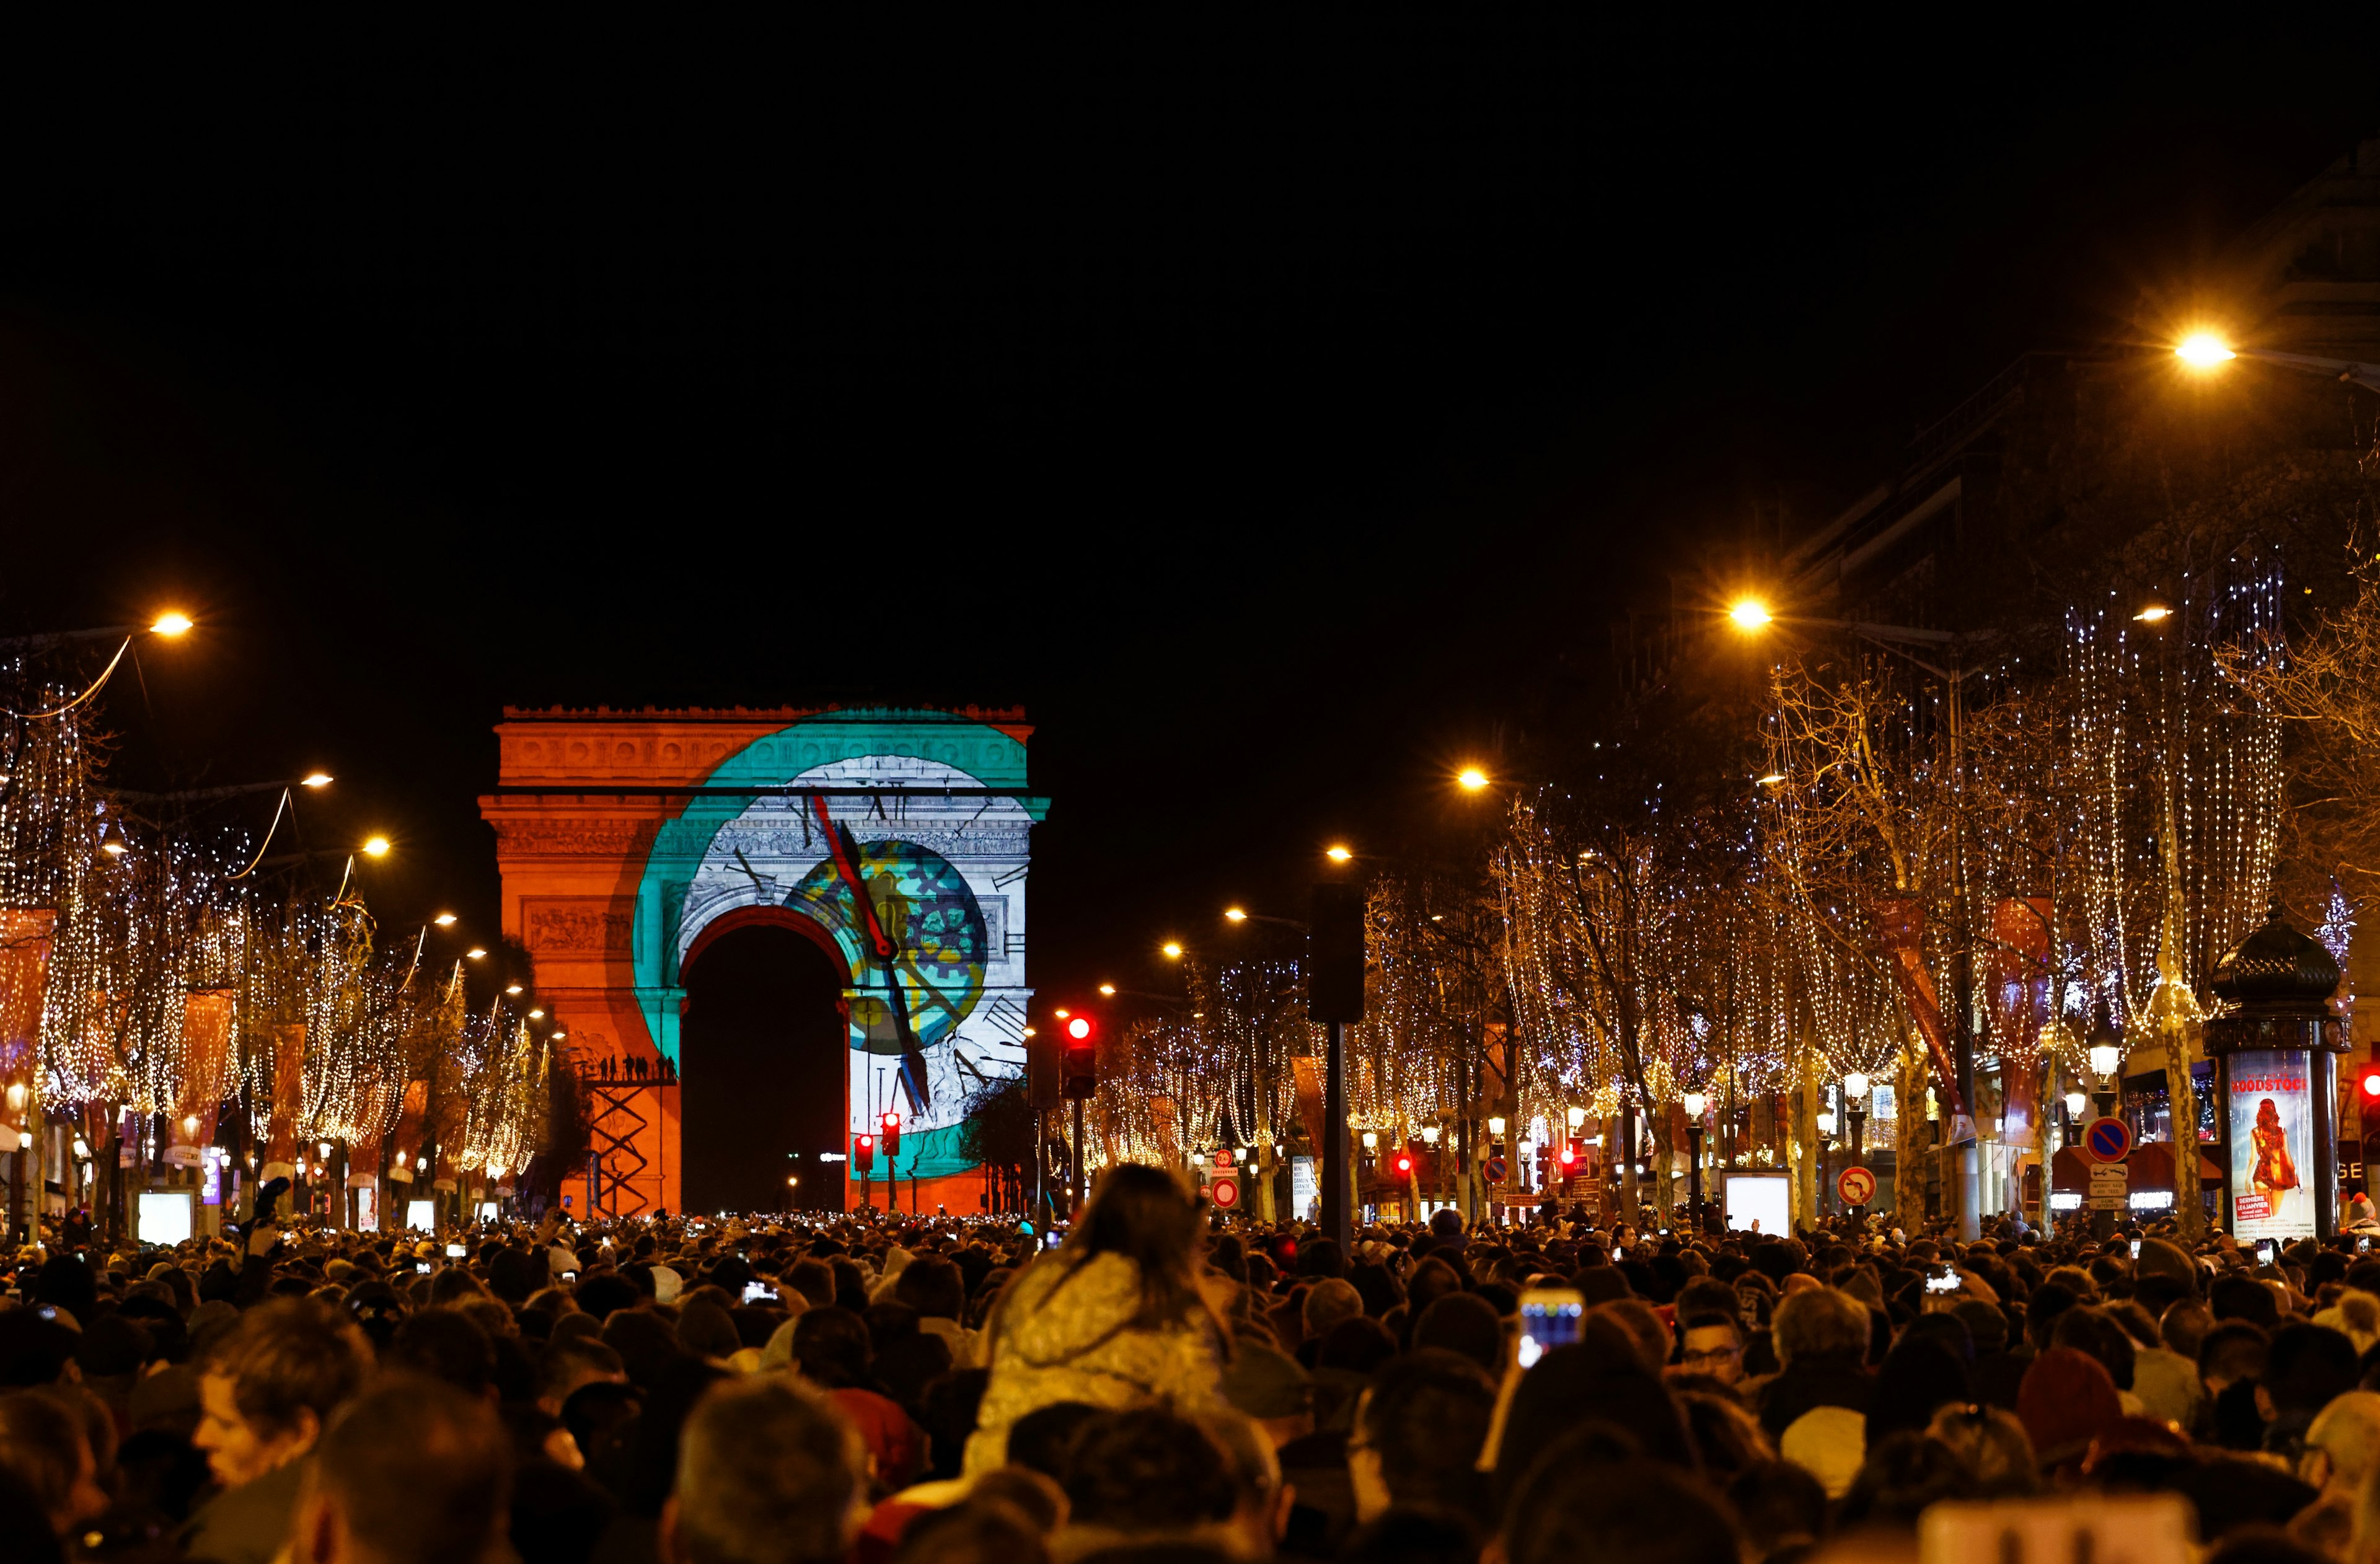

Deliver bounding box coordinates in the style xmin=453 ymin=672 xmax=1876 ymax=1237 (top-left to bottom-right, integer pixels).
xmin=679 ymin=916 xmax=848 ymax=1215
xmin=480 ymin=706 xmax=1048 ymax=1215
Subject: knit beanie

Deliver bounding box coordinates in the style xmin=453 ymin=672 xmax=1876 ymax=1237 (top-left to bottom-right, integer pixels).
xmin=2017 ymin=1346 xmax=2122 ymax=1465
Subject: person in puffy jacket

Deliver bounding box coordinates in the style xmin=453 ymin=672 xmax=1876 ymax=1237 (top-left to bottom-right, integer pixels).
xmin=964 ymin=1164 xmax=1229 ymax=1472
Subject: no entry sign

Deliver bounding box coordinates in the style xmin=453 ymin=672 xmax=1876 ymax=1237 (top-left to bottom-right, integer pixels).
xmin=1836 ymin=1165 xmax=1876 ymax=1207
xmin=1210 ymin=1176 xmax=1240 ymax=1210
xmin=2084 ymin=1117 xmax=2133 ymax=1164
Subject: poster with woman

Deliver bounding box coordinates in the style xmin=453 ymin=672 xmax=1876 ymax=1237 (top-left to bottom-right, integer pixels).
xmin=2228 ymin=1048 xmax=2313 ymax=1240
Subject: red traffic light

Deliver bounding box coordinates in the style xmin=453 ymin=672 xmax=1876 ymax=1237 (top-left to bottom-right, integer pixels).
xmin=2361 ymin=1069 xmax=2380 ymax=1099
xmin=879 ymin=1110 xmax=902 ymax=1155
xmin=1559 ymin=1146 xmax=1578 ymax=1167
xmin=1066 ymin=1015 xmax=1092 ymax=1040
xmin=1394 ymin=1154 xmax=1413 ymax=1175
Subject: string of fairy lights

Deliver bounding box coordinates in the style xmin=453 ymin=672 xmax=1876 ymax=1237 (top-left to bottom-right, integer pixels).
xmin=1089 ymin=554 xmax=2309 ymax=1202
xmin=0 ymin=662 xmax=554 ymax=1211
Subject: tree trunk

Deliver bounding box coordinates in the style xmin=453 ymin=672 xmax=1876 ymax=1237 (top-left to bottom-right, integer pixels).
xmin=1789 ymin=1057 xmax=1809 ymax=1228
xmin=2165 ymin=1021 xmax=2205 ymax=1240
xmin=1649 ymin=1106 xmax=1674 ymax=1232
xmin=1619 ymin=1102 xmax=1641 ymax=1227
xmin=1899 ymin=1044 xmax=1928 ymax=1229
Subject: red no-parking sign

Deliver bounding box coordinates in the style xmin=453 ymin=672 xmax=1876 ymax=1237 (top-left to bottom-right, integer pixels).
xmin=1836 ymin=1165 xmax=1876 ymax=1207
xmin=1210 ymin=1176 xmax=1240 ymax=1210
xmin=2084 ymin=1117 xmax=2133 ymax=1164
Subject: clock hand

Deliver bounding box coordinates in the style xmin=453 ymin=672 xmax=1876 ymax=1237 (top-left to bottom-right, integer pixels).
xmin=810 ymin=796 xmax=932 ymax=1114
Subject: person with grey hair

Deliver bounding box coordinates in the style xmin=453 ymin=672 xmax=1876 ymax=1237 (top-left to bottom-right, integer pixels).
xmin=1758 ymin=1287 xmax=1875 ymax=1439
xmin=661 ymin=1377 xmax=863 ymax=1564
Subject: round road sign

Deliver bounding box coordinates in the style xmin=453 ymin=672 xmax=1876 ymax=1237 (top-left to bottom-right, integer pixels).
xmin=1210 ymin=1176 xmax=1240 ymax=1210
xmin=1836 ymin=1165 xmax=1876 ymax=1207
xmin=1485 ymin=1156 xmax=1508 ymax=1184
xmin=2084 ymin=1117 xmax=2133 ymax=1164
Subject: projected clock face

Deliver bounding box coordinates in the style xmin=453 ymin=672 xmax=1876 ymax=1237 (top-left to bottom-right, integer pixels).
xmin=787 ymin=839 xmax=987 ymax=1054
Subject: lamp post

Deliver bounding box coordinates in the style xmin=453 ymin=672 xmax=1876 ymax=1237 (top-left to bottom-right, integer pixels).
xmin=1816 ymin=1109 xmax=1838 ymax=1219
xmin=1681 ymin=1091 xmax=1708 ymax=1234
xmin=2087 ymin=1006 xmax=2124 ymax=1238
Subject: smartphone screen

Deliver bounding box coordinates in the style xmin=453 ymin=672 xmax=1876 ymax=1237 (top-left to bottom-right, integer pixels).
xmin=741 ymin=1281 xmax=777 ymax=1304
xmin=1518 ymin=1286 xmax=1586 ymax=1369
xmin=444 ymin=1243 xmax=466 ymax=1259
xmin=2256 ymin=1239 xmax=2276 ymax=1265
xmin=1044 ymin=1231 xmax=1064 ymax=1250
xmin=415 ymin=1262 xmax=431 ymax=1274
xmin=2130 ymin=1240 xmax=2141 ymax=1259
xmin=1924 ymin=1263 xmax=1960 ymax=1294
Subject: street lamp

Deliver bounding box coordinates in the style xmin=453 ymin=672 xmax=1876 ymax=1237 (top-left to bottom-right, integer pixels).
xmin=1681 ymin=1091 xmax=1709 ymax=1233
xmin=1457 ymin=767 xmax=1490 ymax=791
xmin=1325 ymin=845 xmax=1353 ymax=863
xmin=1161 ymin=942 xmax=1183 ymax=959
xmin=1815 ymin=1109 xmax=1836 ymax=1217
xmin=1843 ymin=1073 xmax=1870 ymax=1172
xmin=362 ymin=837 xmax=391 ymax=857
xmin=2173 ymin=331 xmax=2380 ymax=393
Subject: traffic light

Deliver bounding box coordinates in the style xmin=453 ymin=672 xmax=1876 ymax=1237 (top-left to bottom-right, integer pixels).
xmin=854 ymin=1133 xmax=875 ymax=1173
xmin=1394 ymin=1151 xmax=1414 ymax=1177
xmin=880 ymin=1110 xmax=902 ymax=1157
xmin=1062 ymin=1013 xmax=1098 ymax=1099
xmin=1559 ymin=1145 xmax=1578 ymax=1170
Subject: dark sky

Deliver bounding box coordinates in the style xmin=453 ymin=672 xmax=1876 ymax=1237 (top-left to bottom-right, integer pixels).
xmin=2 ymin=22 xmax=2376 ymax=1012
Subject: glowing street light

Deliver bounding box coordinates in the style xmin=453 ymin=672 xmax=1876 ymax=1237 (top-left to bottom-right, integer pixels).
xmin=527 ymin=1009 xmax=545 ymax=1019
xmin=1457 ymin=767 xmax=1490 ymax=791
xmin=2133 ymin=605 xmax=2173 ymax=623
xmin=361 ymin=836 xmax=391 ymax=857
xmin=1817 ymin=1109 xmax=1836 ymax=1137
xmin=99 ymin=819 xmax=130 ymax=856
xmin=1161 ymin=942 xmax=1183 ymax=959
xmin=433 ymin=912 xmax=457 ymax=926
xmin=150 ymin=612 xmax=194 ymax=636
xmin=1681 ymin=1091 xmax=1709 ymax=1118
xmin=1843 ymin=1072 xmax=1870 ymax=1102
xmin=1324 ymin=845 xmax=1352 ymax=863
xmin=1565 ymin=1106 xmax=1587 ymax=1130
xmin=2064 ymin=1090 xmax=2089 ymax=1118
xmin=2087 ymin=1039 xmax=2122 ymax=1079
xmin=1727 ymin=598 xmax=1773 ymax=630
xmin=301 ymin=773 xmax=333 ymax=788
xmin=465 ymin=947 xmax=487 ymax=960
xmin=1098 ymin=983 xmax=1116 ymax=996
xmin=1224 ymin=907 xmax=1248 ymax=923
xmin=2176 ymin=333 xmax=2236 ymax=367
xmin=506 ymin=985 xmax=523 ymax=996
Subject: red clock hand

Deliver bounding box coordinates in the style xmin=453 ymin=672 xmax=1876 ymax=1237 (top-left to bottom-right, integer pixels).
xmin=809 ymin=794 xmax=930 ymax=1112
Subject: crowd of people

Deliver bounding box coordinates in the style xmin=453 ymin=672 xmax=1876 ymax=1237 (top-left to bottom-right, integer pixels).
xmin=4 ymin=1168 xmax=2379 ymax=1563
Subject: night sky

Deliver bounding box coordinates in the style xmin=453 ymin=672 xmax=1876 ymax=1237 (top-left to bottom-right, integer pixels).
xmin=2 ymin=24 xmax=2376 ymax=1014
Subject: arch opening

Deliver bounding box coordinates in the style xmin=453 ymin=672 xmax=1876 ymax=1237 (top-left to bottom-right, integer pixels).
xmin=679 ymin=921 xmax=848 ymax=1215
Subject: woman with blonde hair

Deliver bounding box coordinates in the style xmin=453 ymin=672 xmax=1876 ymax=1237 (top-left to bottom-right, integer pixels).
xmin=964 ymin=1164 xmax=1230 ymax=1473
